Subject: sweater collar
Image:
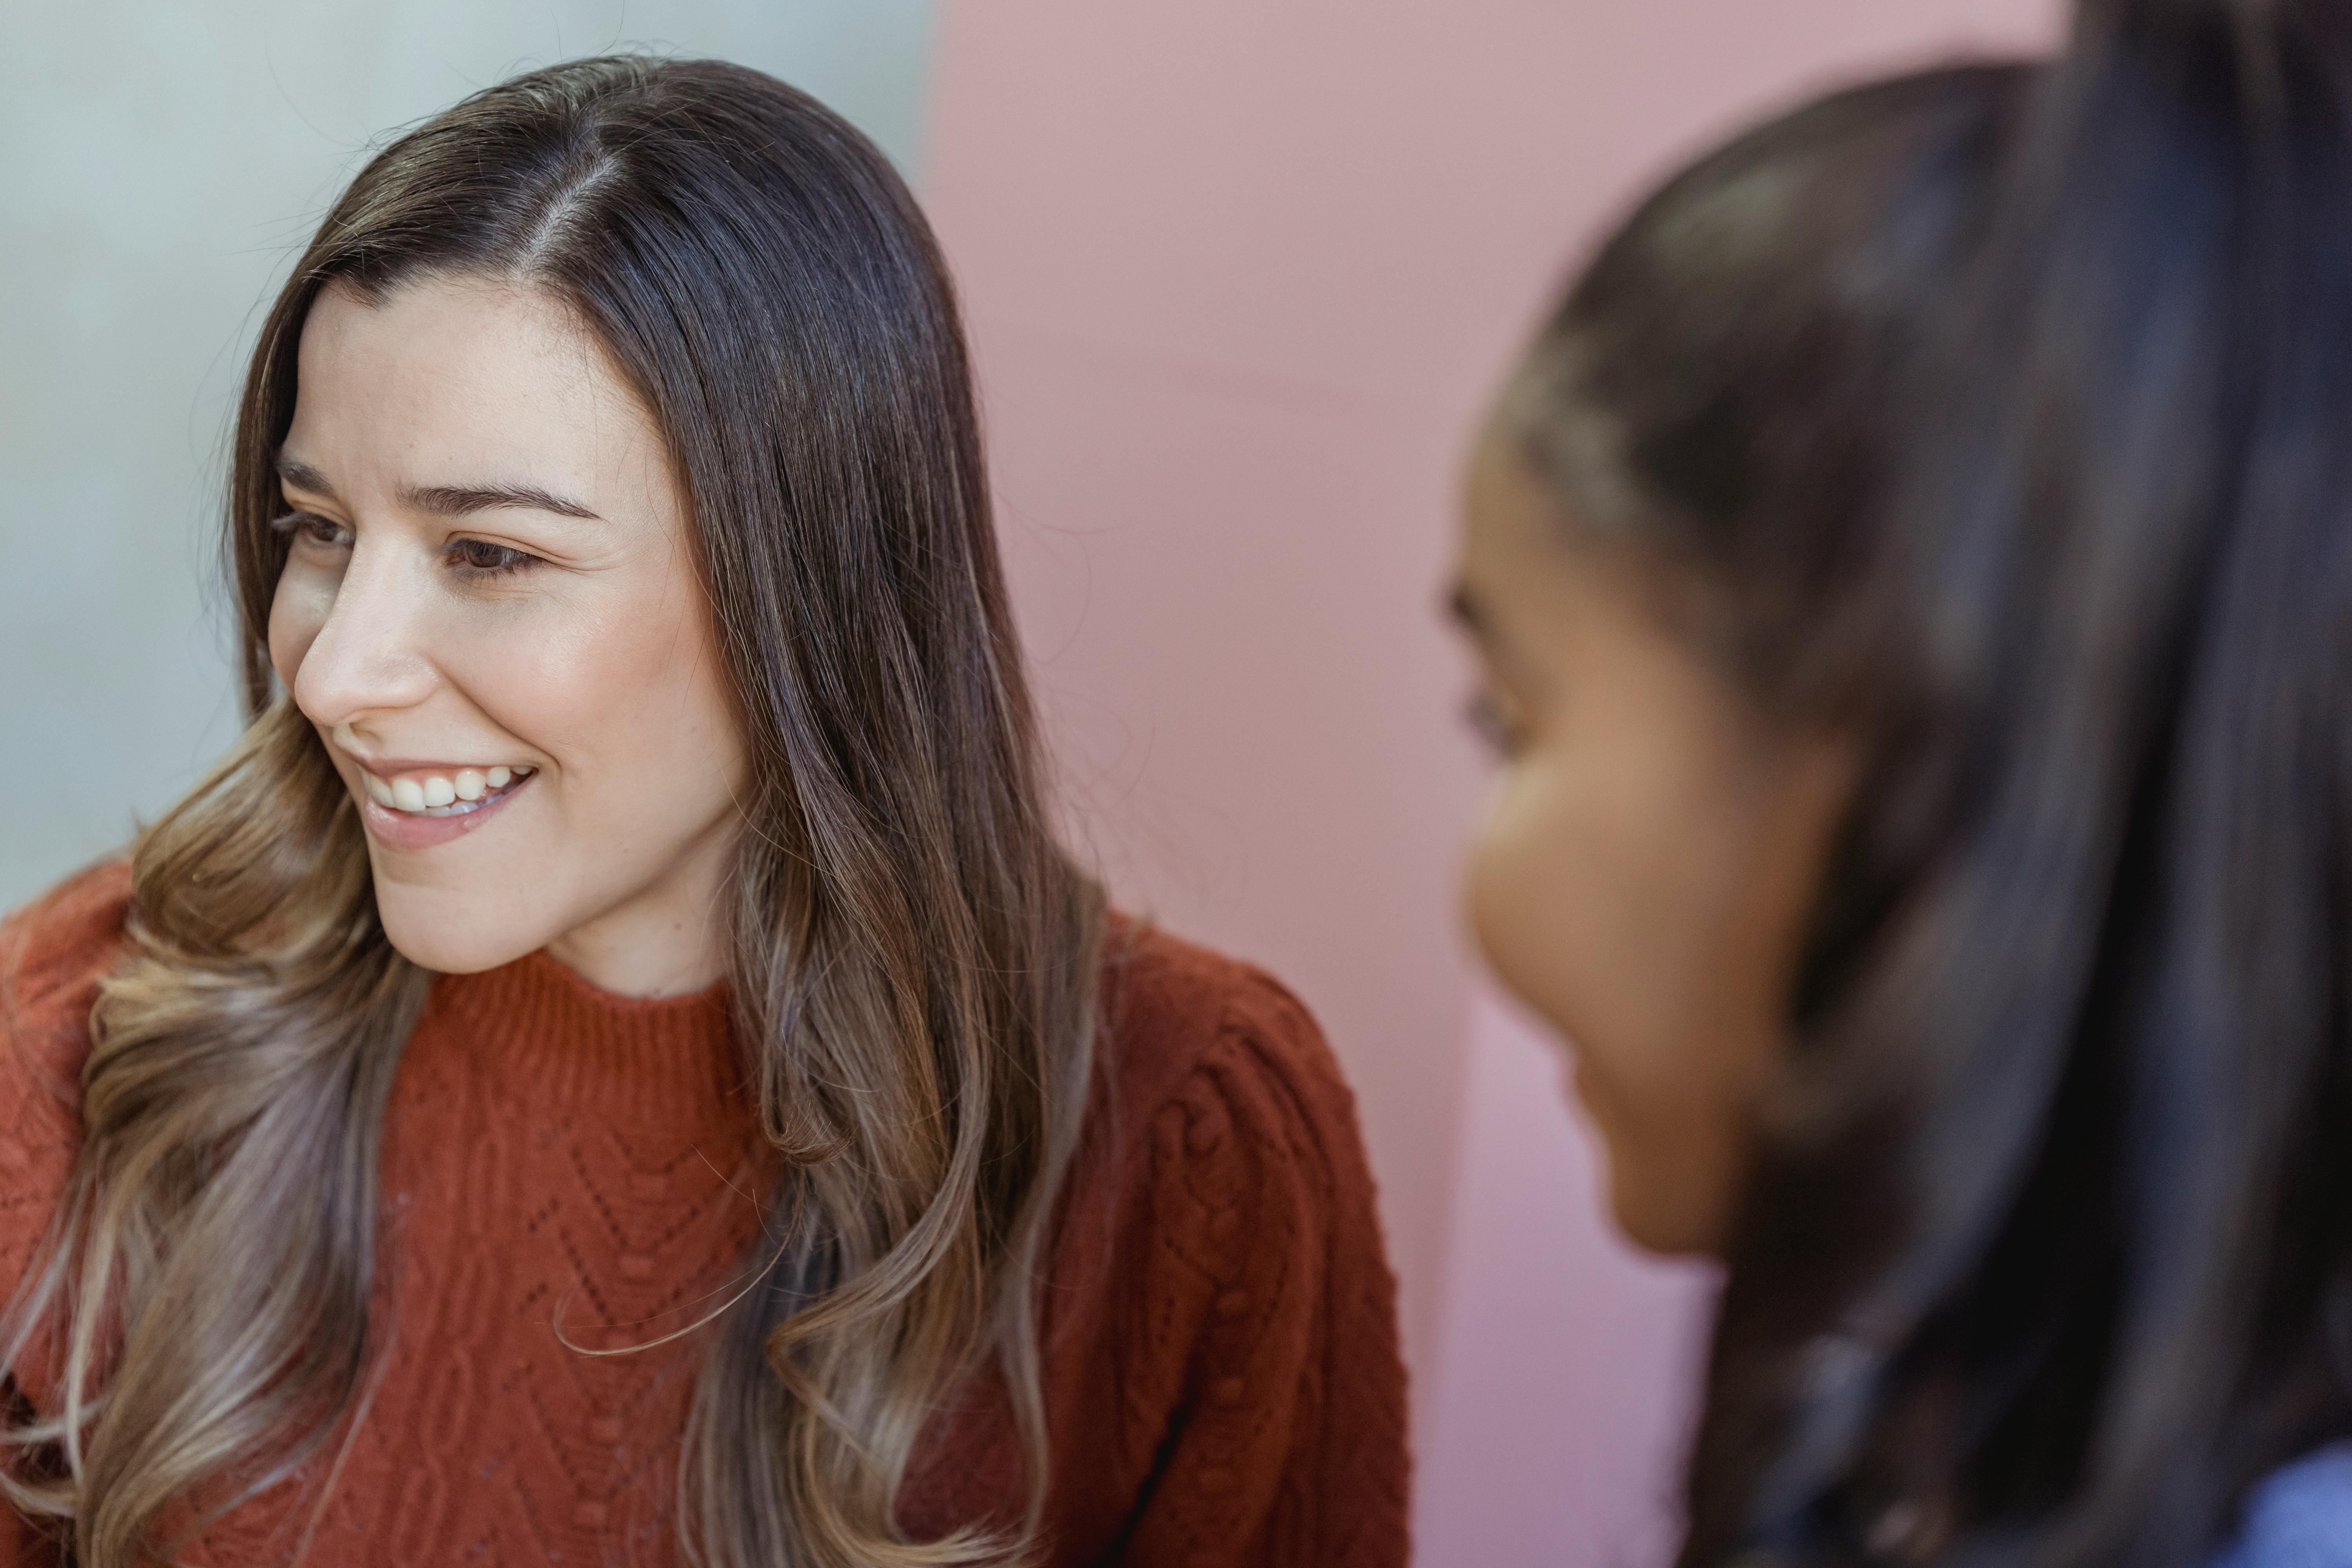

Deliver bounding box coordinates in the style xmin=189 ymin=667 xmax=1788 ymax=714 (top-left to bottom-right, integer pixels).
xmin=417 ymin=949 xmax=754 ymax=1145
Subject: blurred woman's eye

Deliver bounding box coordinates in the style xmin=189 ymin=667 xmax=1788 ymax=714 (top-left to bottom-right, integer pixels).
xmin=270 ymin=510 xmax=353 ymax=552
xmin=1464 ymin=687 xmax=1527 ymax=758
xmin=446 ymin=537 xmax=543 ymax=577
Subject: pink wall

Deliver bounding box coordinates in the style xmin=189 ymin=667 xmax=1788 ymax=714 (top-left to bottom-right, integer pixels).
xmin=921 ymin=2 xmax=2059 ymax=1560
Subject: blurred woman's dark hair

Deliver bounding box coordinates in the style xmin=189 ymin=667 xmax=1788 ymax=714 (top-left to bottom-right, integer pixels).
xmin=1500 ymin=0 xmax=2352 ymax=1561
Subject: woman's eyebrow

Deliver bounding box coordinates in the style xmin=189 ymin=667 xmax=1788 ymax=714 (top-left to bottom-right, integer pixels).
xmin=401 ymin=481 xmax=602 ymax=521
xmin=272 ymin=456 xmax=600 ymax=522
xmin=274 ymin=454 xmax=341 ymax=501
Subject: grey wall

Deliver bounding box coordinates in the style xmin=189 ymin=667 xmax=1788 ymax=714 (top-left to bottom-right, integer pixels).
xmin=1 ymin=0 xmax=935 ymax=910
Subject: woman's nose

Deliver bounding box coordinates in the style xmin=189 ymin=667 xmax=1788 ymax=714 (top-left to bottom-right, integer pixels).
xmin=290 ymin=543 xmax=439 ymax=728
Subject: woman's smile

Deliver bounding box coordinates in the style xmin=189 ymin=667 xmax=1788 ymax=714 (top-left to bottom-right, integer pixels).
xmin=329 ymin=719 xmax=542 ymax=849
xmin=349 ymin=762 xmax=538 ymax=849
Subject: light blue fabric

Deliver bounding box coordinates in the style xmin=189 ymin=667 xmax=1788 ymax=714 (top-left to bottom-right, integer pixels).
xmin=2210 ymin=1445 xmax=2352 ymax=1568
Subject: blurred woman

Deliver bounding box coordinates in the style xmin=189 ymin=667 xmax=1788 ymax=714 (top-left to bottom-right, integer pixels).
xmin=0 ymin=58 xmax=1406 ymax=1568
xmin=1454 ymin=0 xmax=2352 ymax=1561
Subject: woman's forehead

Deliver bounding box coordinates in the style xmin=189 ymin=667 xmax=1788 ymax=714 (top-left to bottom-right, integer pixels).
xmin=286 ymin=278 xmax=665 ymax=514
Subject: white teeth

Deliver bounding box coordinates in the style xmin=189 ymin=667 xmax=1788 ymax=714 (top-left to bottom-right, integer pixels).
xmin=362 ymin=764 xmax=533 ymax=817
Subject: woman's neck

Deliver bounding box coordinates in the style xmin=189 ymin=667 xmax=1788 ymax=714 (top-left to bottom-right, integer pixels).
xmin=542 ymin=817 xmax=736 ymax=998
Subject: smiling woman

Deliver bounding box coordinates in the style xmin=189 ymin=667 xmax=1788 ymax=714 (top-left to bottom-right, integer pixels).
xmin=0 ymin=57 xmax=1406 ymax=1568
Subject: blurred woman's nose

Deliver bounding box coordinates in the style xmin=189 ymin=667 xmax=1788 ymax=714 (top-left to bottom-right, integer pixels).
xmin=289 ymin=541 xmax=439 ymax=728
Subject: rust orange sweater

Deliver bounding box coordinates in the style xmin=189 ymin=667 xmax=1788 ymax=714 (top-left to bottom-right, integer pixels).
xmin=0 ymin=864 xmax=1409 ymax=1565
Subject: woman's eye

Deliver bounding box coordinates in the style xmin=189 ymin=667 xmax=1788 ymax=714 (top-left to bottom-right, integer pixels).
xmin=272 ymin=511 xmax=353 ymax=551
xmin=447 ymin=537 xmax=541 ymax=577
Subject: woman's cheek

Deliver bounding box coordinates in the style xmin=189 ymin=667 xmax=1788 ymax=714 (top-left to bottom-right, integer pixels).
xmin=1465 ymin=755 xmax=1698 ymax=1242
xmin=1465 ymin=760 xmax=1588 ymax=1049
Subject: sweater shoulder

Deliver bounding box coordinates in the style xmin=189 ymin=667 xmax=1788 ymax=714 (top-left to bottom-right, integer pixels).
xmin=1096 ymin=915 xmax=1354 ymax=1127
xmin=1055 ymin=917 xmax=1409 ymax=1564
xmin=909 ymin=921 xmax=1408 ymax=1562
xmin=0 ymin=860 xmax=129 ymax=1292
xmin=0 ymin=860 xmax=129 ymax=1093
xmin=1093 ymin=918 xmax=1377 ymax=1259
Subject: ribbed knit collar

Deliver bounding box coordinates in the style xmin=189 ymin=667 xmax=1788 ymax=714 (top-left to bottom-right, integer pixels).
xmin=416 ymin=949 xmax=754 ymax=1145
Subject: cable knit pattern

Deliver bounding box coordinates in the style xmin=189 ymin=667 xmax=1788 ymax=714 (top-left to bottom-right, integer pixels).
xmin=0 ymin=862 xmax=1409 ymax=1566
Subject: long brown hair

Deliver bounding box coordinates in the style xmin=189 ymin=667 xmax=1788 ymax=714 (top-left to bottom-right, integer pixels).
xmin=1504 ymin=1 xmax=2352 ymax=1561
xmin=0 ymin=56 xmax=1103 ymax=1566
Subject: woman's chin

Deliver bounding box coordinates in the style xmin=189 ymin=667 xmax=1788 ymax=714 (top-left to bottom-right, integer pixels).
xmin=374 ymin=897 xmax=547 ymax=976
xmin=1605 ymin=1156 xmax=1729 ymax=1260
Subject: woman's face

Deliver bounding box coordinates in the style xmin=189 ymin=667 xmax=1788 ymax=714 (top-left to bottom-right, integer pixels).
xmin=1452 ymin=434 xmax=1855 ymax=1256
xmin=268 ymin=276 xmax=748 ymax=998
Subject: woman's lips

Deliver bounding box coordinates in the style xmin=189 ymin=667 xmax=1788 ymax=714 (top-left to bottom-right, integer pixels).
xmin=358 ymin=770 xmax=535 ymax=850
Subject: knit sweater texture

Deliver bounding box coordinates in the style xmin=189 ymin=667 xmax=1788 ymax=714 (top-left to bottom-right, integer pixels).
xmin=0 ymin=863 xmax=1409 ymax=1565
